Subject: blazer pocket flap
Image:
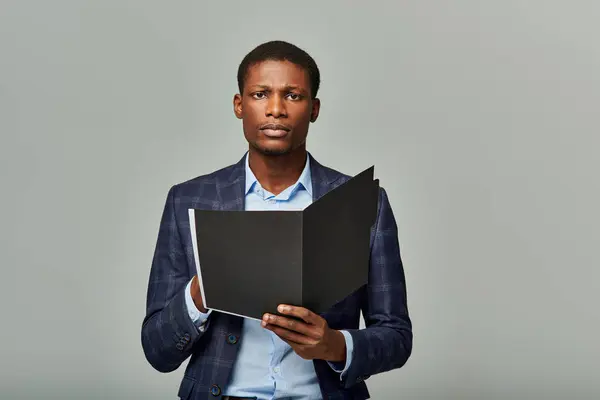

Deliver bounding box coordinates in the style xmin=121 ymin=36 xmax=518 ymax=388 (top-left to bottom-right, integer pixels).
xmin=177 ymin=376 xmax=196 ymax=399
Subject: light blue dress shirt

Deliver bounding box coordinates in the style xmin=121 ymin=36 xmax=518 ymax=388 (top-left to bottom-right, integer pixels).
xmin=184 ymin=153 xmax=354 ymax=399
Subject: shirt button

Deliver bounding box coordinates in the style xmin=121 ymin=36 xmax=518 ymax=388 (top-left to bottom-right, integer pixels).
xmin=226 ymin=334 xmax=238 ymax=344
xmin=273 ymin=366 xmax=280 ymax=373
xmin=209 ymin=384 xmax=221 ymax=396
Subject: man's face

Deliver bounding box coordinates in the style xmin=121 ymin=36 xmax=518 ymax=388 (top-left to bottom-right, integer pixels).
xmin=234 ymin=60 xmax=320 ymax=156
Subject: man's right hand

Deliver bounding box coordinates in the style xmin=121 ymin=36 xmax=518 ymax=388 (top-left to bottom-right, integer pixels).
xmin=190 ymin=275 xmax=208 ymax=313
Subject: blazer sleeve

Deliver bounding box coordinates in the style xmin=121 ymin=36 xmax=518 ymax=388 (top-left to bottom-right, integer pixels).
xmin=341 ymin=187 xmax=413 ymax=388
xmin=141 ymin=185 xmax=210 ymax=372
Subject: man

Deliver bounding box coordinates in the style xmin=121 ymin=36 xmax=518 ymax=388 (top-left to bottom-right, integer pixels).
xmin=141 ymin=40 xmax=412 ymax=400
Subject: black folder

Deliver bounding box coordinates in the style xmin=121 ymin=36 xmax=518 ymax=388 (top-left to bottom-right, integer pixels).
xmin=188 ymin=166 xmax=379 ymax=320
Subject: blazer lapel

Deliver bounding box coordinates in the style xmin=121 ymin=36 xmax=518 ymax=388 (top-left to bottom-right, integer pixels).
xmin=309 ymin=152 xmax=341 ymax=202
xmin=217 ymin=154 xmax=246 ymax=211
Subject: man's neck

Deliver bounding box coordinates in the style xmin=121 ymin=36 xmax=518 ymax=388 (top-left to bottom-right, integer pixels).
xmin=248 ymin=146 xmax=307 ymax=196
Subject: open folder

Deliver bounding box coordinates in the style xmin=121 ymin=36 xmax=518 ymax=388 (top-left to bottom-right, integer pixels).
xmin=188 ymin=166 xmax=379 ymax=320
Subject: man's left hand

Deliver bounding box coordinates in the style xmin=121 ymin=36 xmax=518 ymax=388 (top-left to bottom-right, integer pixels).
xmin=262 ymin=305 xmax=347 ymax=363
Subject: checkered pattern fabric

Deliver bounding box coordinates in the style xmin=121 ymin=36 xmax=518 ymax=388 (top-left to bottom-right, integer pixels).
xmin=141 ymin=153 xmax=412 ymax=399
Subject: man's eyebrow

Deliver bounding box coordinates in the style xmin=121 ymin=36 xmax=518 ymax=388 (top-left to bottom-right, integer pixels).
xmin=248 ymin=84 xmax=271 ymax=91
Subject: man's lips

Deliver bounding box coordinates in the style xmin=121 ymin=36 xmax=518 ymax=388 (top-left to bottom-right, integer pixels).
xmin=260 ymin=123 xmax=291 ymax=138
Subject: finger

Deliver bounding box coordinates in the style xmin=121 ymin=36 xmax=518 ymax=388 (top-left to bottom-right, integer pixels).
xmin=262 ymin=313 xmax=320 ymax=338
xmin=277 ymin=305 xmax=321 ymax=325
xmin=264 ymin=323 xmax=318 ymax=346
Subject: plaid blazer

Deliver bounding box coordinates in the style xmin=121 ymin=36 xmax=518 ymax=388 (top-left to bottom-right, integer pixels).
xmin=141 ymin=152 xmax=412 ymax=400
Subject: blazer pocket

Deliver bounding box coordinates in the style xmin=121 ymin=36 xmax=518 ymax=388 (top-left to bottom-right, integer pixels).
xmin=177 ymin=376 xmax=196 ymax=399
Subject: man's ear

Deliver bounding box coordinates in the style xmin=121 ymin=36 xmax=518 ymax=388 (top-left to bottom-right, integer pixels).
xmin=310 ymin=98 xmax=321 ymax=122
xmin=233 ymin=94 xmax=243 ymax=119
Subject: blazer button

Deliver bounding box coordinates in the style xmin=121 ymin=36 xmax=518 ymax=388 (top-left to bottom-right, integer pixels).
xmin=226 ymin=334 xmax=238 ymax=344
xmin=183 ymin=333 xmax=191 ymax=341
xmin=209 ymin=384 xmax=221 ymax=396
xmin=176 ymin=343 xmax=184 ymax=351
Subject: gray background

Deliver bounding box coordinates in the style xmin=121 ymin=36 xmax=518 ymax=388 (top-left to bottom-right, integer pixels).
xmin=1 ymin=0 xmax=599 ymax=399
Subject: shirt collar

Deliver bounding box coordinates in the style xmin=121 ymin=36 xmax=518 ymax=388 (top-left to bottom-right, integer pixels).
xmin=244 ymin=152 xmax=313 ymax=197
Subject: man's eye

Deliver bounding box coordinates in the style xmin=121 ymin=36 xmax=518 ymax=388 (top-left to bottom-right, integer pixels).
xmin=253 ymin=92 xmax=266 ymax=99
xmin=287 ymin=93 xmax=301 ymax=100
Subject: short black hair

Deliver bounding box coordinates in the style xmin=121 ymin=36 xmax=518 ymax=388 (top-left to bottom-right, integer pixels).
xmin=237 ymin=40 xmax=320 ymax=98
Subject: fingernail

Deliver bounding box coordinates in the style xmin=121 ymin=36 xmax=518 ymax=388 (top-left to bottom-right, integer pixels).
xmin=278 ymin=305 xmax=284 ymax=312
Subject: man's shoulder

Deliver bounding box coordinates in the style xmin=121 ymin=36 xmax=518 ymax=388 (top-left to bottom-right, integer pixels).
xmin=315 ymin=159 xmax=390 ymax=210
xmin=310 ymin=154 xmax=353 ymax=186
xmin=169 ymin=158 xmax=243 ymax=197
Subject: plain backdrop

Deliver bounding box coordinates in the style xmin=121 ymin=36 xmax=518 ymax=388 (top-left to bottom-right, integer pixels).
xmin=1 ymin=1 xmax=599 ymax=399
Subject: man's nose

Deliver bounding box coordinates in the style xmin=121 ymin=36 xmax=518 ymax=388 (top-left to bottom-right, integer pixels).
xmin=266 ymin=95 xmax=287 ymax=118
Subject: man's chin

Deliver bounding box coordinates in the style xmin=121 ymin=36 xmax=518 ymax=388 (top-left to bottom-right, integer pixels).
xmin=251 ymin=142 xmax=293 ymax=156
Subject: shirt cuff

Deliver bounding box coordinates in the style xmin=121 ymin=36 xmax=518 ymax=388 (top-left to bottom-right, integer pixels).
xmin=184 ymin=279 xmax=212 ymax=331
xmin=327 ymin=330 xmax=354 ymax=379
